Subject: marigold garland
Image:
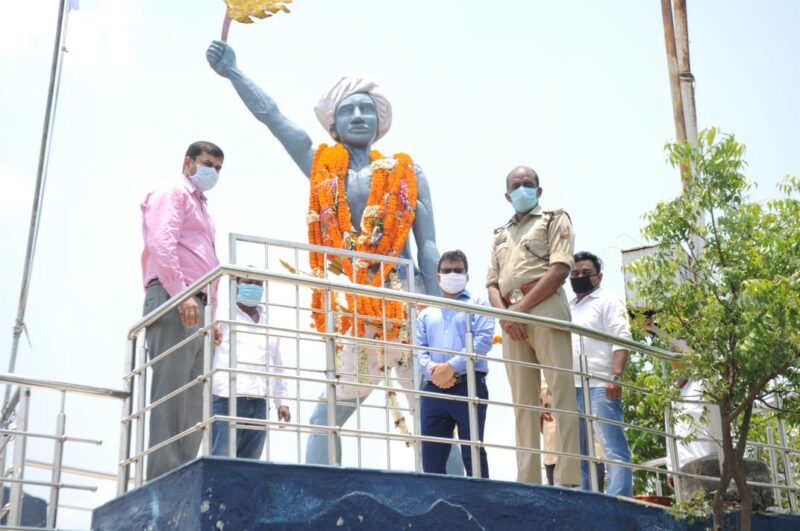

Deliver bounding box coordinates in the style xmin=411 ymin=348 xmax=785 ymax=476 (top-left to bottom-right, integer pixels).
xmin=307 ymin=144 xmax=417 ymax=340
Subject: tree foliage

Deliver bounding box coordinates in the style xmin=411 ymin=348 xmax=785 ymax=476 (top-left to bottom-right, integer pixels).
xmin=627 ymin=128 xmax=800 ymax=529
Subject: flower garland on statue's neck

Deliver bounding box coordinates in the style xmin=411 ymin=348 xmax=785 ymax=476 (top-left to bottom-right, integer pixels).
xmin=307 ymin=143 xmax=418 ymax=340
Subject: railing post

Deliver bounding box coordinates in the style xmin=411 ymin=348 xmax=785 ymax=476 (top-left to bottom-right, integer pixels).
xmin=776 ymin=395 xmax=798 ymax=512
xmin=117 ymin=337 xmax=135 ymax=495
xmin=578 ymin=336 xmax=598 ymax=492
xmin=465 ymin=312 xmax=481 ymax=478
xmin=46 ymin=391 xmax=66 ymax=528
xmin=0 ymin=389 xmax=20 ymax=506
xmin=202 ymin=301 xmax=215 ymax=456
xmin=409 ymin=302 xmax=422 ymax=474
xmin=324 ymin=289 xmax=339 ymax=465
xmin=8 ymin=386 xmax=30 ymax=528
xmin=662 ymin=361 xmax=683 ymax=505
xmin=766 ymin=426 xmax=782 ymax=509
xmin=227 ymin=276 xmax=238 ymax=458
xmin=134 ymin=336 xmax=147 ymax=487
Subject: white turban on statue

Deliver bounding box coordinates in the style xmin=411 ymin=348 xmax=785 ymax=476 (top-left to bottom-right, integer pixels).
xmin=314 ymin=76 xmax=393 ymax=142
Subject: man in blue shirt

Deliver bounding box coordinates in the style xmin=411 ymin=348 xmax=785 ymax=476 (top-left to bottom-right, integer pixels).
xmin=417 ymin=250 xmax=495 ymax=477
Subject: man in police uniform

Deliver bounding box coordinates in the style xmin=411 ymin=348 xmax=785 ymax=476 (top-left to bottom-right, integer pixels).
xmin=486 ymin=165 xmax=581 ymax=486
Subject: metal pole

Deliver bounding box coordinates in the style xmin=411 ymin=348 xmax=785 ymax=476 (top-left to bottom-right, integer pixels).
xmin=579 ymin=336 xmax=598 ymax=492
xmin=202 ymin=303 xmax=214 ymax=456
xmin=0 ymin=388 xmax=20 ymax=505
xmin=672 ymin=0 xmax=698 ymax=147
xmin=409 ymin=303 xmax=422 ymax=473
xmin=228 ymin=278 xmax=238 ymax=457
xmin=5 ymin=0 xmax=71 ymax=407
xmin=134 ymin=337 xmax=147 ymax=486
xmin=324 ymin=290 xmax=339 ymax=465
xmin=663 ymin=363 xmax=683 ymax=505
xmin=117 ymin=338 xmax=135 ymax=495
xmin=8 ymin=388 xmax=30 ymax=528
xmin=46 ymin=392 xmax=66 ymax=528
xmin=776 ymin=396 xmax=798 ymax=512
xmin=766 ymin=426 xmax=782 ymax=509
xmin=465 ymin=313 xmax=481 ymax=478
xmin=660 ymin=0 xmax=689 ymax=188
xmin=671 ymin=0 xmax=705 ymax=258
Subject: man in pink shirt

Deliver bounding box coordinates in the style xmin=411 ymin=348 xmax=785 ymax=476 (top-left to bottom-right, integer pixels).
xmin=141 ymin=140 xmax=223 ymax=479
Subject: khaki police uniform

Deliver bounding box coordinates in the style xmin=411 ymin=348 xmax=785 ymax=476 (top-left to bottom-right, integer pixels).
xmin=486 ymin=204 xmax=580 ymax=486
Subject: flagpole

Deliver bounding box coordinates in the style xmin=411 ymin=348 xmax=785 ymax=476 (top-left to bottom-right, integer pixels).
xmin=4 ymin=0 xmax=72 ymax=408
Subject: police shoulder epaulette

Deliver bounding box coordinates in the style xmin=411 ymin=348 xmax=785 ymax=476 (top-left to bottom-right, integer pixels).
xmin=543 ymin=207 xmax=570 ymax=222
xmin=493 ymin=219 xmax=513 ymax=234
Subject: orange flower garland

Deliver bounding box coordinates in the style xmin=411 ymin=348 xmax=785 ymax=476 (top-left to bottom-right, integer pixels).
xmin=307 ymin=144 xmax=417 ymax=340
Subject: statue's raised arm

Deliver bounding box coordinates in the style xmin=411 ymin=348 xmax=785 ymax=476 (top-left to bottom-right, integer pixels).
xmin=206 ymin=40 xmax=315 ymax=176
xmin=209 ymin=41 xmax=441 ymax=295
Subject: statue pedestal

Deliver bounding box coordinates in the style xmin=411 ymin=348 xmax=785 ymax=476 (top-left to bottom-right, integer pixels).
xmin=91 ymin=457 xmax=798 ymax=530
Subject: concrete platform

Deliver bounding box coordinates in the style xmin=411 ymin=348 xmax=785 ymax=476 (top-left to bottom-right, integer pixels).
xmin=91 ymin=457 xmax=799 ymax=530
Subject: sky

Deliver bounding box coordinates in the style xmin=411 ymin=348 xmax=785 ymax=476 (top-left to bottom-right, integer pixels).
xmin=1 ymin=0 xmax=799 ymax=526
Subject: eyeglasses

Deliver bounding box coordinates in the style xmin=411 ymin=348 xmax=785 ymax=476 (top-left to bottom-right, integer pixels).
xmin=569 ymin=271 xmax=599 ymax=278
xmin=440 ymin=268 xmax=466 ymax=274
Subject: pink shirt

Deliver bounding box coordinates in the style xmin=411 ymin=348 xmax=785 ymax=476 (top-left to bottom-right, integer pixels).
xmin=141 ymin=176 xmax=219 ymax=307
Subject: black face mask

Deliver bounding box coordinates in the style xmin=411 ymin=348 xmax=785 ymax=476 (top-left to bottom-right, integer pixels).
xmin=570 ymin=275 xmax=596 ymax=294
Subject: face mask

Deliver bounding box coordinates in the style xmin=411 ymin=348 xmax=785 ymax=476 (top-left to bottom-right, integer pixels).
xmin=509 ymin=186 xmax=539 ymax=213
xmin=570 ymin=275 xmax=596 ymax=295
xmin=439 ymin=273 xmax=467 ymax=294
xmin=237 ymin=284 xmax=263 ymax=307
xmin=189 ymin=164 xmax=219 ymax=192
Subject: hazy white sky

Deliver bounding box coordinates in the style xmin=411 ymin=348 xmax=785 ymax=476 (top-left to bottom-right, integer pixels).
xmin=1 ymin=0 xmax=799 ymax=525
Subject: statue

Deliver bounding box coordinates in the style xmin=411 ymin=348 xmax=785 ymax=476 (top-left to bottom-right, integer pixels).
xmin=206 ymin=41 xmax=461 ymax=471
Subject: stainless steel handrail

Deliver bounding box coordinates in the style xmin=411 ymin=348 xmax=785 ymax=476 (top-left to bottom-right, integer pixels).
xmin=0 ymin=374 xmax=128 ymax=400
xmin=118 ymin=236 xmax=797 ymax=517
xmin=128 ymin=264 xmax=680 ymax=363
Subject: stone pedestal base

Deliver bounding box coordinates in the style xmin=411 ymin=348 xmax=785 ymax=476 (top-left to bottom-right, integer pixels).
xmin=680 ymin=456 xmax=774 ymax=509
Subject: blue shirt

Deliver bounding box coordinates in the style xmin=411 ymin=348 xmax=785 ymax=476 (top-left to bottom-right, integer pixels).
xmin=416 ymin=290 xmax=495 ymax=381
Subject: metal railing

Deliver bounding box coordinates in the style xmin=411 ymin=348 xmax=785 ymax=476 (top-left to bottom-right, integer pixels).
xmin=0 ymin=374 xmax=128 ymax=529
xmin=117 ymin=235 xmax=800 ymax=515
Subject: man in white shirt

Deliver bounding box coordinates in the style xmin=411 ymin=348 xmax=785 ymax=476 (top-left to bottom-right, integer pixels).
xmin=569 ymin=251 xmax=633 ymax=496
xmin=212 ymin=278 xmax=291 ymax=458
xmin=667 ymin=373 xmax=722 ymax=473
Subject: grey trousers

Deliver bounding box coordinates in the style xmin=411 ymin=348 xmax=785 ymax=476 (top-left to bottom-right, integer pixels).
xmin=143 ymin=281 xmax=205 ymax=480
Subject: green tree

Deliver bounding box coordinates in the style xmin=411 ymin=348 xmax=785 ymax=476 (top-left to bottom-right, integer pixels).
xmin=626 ymin=128 xmax=800 ymax=530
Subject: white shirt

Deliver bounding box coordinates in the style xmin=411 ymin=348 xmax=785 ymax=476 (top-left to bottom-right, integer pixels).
xmin=212 ymin=305 xmax=287 ymax=408
xmin=666 ymin=378 xmax=722 ymax=470
xmin=570 ymin=287 xmax=632 ymax=387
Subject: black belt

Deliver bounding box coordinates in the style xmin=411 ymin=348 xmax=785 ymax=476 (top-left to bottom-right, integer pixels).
xmin=426 ymin=372 xmax=487 ymax=386
xmin=454 ymin=372 xmax=487 ymax=385
xmin=148 ymin=278 xmax=207 ymax=306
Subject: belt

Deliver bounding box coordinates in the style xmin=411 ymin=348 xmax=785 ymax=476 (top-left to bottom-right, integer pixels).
xmin=501 ymin=279 xmax=540 ymax=306
xmin=147 ymin=278 xmax=208 ymax=306
xmin=426 ymin=372 xmax=487 ymax=386
xmin=454 ymin=372 xmax=487 ymax=385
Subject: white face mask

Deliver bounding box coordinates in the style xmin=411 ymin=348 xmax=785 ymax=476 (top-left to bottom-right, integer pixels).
xmin=438 ymin=273 xmax=467 ymax=294
xmin=189 ymin=164 xmax=219 ymax=192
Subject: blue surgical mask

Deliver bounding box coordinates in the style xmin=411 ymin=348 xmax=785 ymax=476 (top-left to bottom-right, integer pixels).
xmin=509 ymin=186 xmax=539 ymax=213
xmin=190 ymin=164 xmax=219 ymax=192
xmin=237 ymin=284 xmax=263 ymax=307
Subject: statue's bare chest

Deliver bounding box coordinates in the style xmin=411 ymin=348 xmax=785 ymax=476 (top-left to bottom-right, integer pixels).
xmin=346 ymin=168 xmax=372 ymax=230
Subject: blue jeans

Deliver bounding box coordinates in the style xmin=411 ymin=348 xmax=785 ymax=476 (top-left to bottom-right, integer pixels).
xmin=306 ymin=399 xmax=465 ymax=475
xmin=421 ymin=378 xmax=489 ymax=478
xmin=575 ymin=387 xmax=632 ymax=496
xmin=211 ymin=395 xmax=268 ymax=459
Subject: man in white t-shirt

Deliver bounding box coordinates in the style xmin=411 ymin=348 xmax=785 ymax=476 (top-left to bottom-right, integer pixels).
xmin=569 ymin=251 xmax=633 ymax=496
xmin=212 ymin=278 xmax=291 ymax=458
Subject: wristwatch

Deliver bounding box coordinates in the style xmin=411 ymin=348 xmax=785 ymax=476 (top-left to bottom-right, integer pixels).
xmin=611 ymin=375 xmax=623 ymax=384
